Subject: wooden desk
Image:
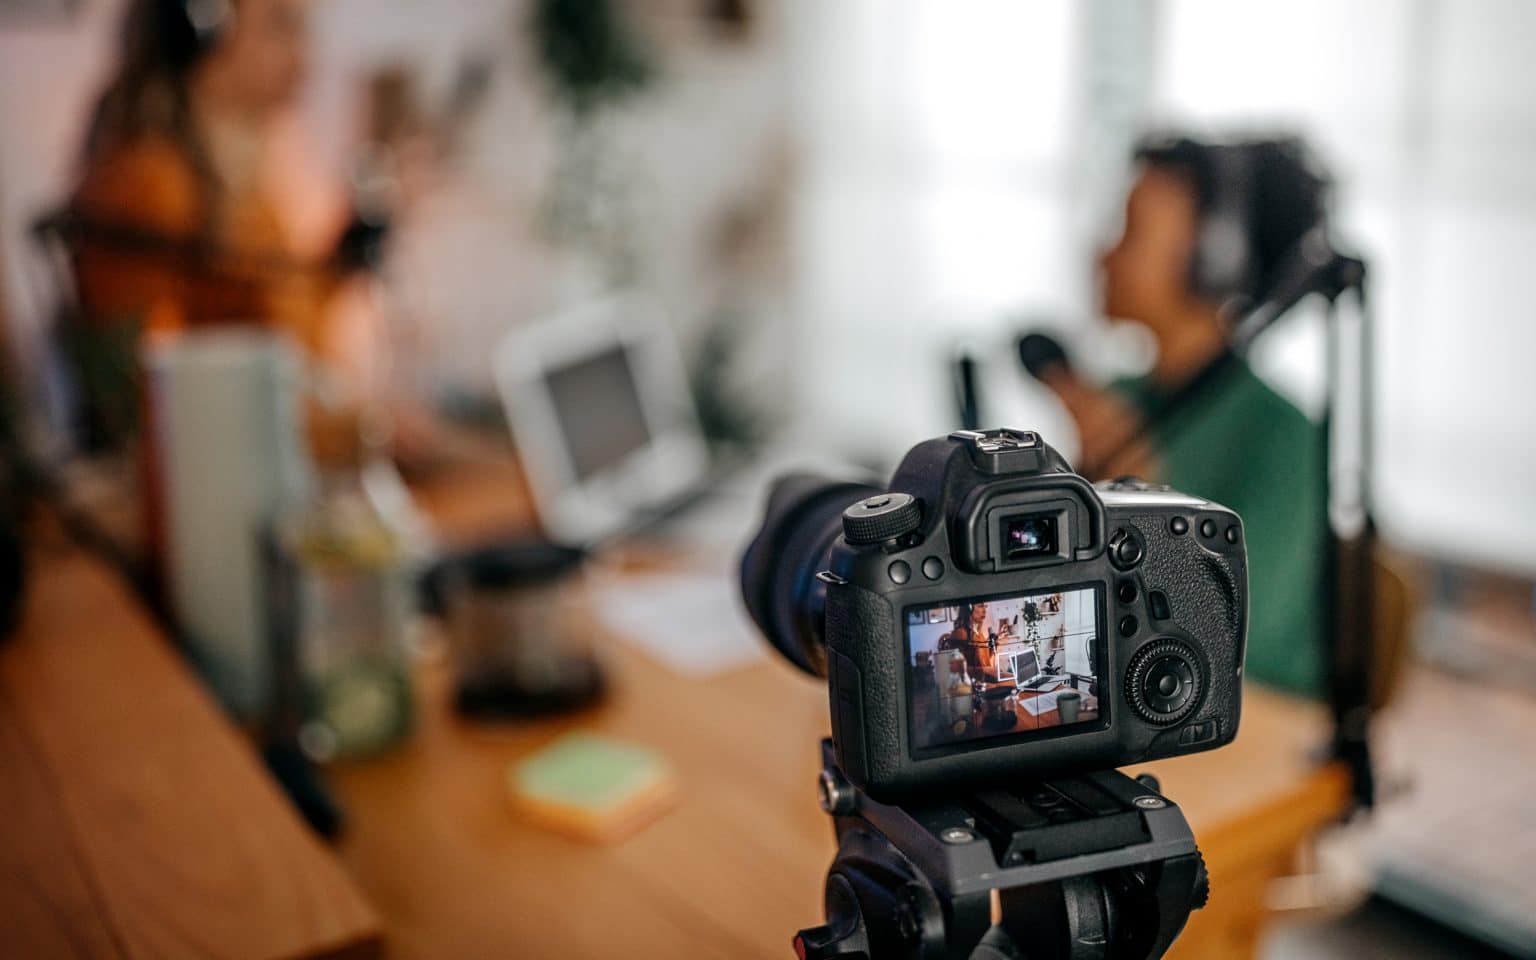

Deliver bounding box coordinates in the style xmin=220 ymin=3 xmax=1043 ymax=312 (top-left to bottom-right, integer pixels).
xmin=0 ymin=525 xmax=382 ymax=960
xmin=326 ymin=640 xmax=1346 ymax=959
xmin=1155 ymin=697 xmax=1350 ymax=958
xmin=937 ymin=678 xmax=1102 ymax=733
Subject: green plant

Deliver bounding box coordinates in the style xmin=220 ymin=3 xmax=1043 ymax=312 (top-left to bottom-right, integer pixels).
xmin=528 ymin=0 xmax=654 ymax=120
xmin=689 ymin=305 xmax=766 ymax=452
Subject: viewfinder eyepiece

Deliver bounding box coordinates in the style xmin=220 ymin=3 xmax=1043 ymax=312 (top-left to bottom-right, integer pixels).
xmin=1004 ymin=514 xmax=1058 ymax=560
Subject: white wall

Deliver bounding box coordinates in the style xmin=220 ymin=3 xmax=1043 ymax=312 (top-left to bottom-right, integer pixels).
xmin=0 ymin=0 xmax=126 ymax=378
xmin=782 ymin=0 xmax=1089 ymax=464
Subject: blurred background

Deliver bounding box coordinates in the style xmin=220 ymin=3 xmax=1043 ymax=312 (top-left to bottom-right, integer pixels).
xmin=1 ymin=1 xmax=1532 ymax=959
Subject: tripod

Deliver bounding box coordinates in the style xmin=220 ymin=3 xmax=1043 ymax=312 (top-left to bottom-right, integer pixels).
xmin=795 ymin=741 xmax=1208 ymax=960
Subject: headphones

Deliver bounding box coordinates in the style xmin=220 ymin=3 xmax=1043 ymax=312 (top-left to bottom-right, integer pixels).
xmin=156 ymin=0 xmax=235 ymax=73
xmin=1188 ymin=144 xmax=1260 ymax=303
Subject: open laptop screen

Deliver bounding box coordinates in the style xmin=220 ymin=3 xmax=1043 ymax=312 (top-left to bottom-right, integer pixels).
xmin=1009 ymin=648 xmax=1041 ymax=686
xmin=495 ymin=294 xmax=710 ymax=545
xmin=544 ymin=346 xmax=652 ymax=482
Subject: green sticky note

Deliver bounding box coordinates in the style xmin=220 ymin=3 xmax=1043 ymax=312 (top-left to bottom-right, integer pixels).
xmin=511 ymin=732 xmax=668 ymax=813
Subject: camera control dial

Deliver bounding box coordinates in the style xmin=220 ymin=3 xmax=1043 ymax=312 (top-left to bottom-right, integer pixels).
xmin=1108 ymin=527 xmax=1145 ymax=570
xmin=842 ymin=493 xmax=922 ymax=545
xmin=1125 ymin=640 xmax=1204 ymax=725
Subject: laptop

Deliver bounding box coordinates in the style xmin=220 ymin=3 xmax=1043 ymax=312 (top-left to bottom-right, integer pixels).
xmin=493 ymin=294 xmax=711 ymax=546
xmin=1009 ymin=648 xmax=1061 ymax=691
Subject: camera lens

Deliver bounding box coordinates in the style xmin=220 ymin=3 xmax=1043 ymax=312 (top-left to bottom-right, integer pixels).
xmin=739 ymin=475 xmax=883 ymax=678
xmin=1004 ymin=515 xmax=1057 ymax=560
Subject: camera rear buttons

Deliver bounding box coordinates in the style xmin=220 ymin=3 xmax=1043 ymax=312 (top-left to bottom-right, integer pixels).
xmin=888 ymin=561 xmax=911 ymax=584
xmin=1108 ymin=528 xmax=1144 ymax=570
xmin=1179 ymin=720 xmax=1219 ymax=746
xmin=1194 ymin=516 xmax=1238 ymax=544
xmin=921 ymin=557 xmax=944 ymax=580
xmin=1170 ymin=516 xmax=1189 ymax=535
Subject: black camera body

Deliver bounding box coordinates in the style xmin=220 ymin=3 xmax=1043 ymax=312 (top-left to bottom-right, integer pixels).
xmin=805 ymin=429 xmax=1247 ymax=801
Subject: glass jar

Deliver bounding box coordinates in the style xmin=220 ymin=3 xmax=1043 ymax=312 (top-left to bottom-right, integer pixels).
xmin=436 ymin=541 xmax=605 ymax=719
xmin=270 ymin=463 xmax=416 ymax=760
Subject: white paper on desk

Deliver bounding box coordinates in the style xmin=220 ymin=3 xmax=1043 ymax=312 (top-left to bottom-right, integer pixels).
xmin=592 ymin=572 xmax=764 ymax=677
xmin=1020 ymin=691 xmax=1063 ymax=717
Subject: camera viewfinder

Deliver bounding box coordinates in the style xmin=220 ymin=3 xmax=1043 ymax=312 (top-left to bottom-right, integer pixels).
xmin=1004 ymin=514 xmax=1058 ymax=560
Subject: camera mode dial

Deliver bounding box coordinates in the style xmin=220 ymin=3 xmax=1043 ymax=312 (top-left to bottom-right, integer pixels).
xmin=1125 ymin=639 xmax=1204 ymax=725
xmin=842 ymin=493 xmax=922 ymax=545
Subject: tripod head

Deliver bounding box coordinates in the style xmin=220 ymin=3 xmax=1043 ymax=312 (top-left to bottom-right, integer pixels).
xmin=797 ymin=741 xmax=1208 ymax=960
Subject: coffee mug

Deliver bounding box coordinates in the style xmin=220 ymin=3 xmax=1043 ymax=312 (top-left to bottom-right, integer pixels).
xmin=1057 ymin=690 xmax=1082 ymax=724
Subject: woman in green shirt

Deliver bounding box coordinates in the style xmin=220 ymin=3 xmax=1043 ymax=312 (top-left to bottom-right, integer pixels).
xmin=1049 ymin=136 xmax=1333 ymax=697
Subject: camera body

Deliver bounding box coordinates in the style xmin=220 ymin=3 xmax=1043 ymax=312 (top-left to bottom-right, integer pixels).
xmin=819 ymin=429 xmax=1246 ymax=801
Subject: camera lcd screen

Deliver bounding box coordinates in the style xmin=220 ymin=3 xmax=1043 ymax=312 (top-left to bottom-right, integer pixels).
xmin=905 ymin=587 xmax=1100 ymax=750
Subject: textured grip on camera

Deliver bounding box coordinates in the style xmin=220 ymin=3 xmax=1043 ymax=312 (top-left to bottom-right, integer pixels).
xmin=826 ymin=581 xmax=900 ymax=789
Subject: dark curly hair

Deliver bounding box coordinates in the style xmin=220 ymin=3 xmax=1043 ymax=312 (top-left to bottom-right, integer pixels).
xmin=1133 ymin=135 xmax=1332 ymax=303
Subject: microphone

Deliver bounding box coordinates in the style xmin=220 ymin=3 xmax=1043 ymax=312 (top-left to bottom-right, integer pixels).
xmin=1017 ymin=332 xmax=1073 ymax=384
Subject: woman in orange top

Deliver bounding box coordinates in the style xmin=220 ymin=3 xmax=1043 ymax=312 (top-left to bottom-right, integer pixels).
xmin=939 ymin=602 xmax=1001 ymax=682
xmin=64 ymin=0 xmax=377 ymax=446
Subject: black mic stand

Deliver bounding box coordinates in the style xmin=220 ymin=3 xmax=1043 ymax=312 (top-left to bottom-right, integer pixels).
xmin=795 ymin=741 xmax=1208 ymax=960
xmin=1320 ymin=277 xmax=1377 ymax=810
xmin=1238 ymin=242 xmax=1378 ymax=809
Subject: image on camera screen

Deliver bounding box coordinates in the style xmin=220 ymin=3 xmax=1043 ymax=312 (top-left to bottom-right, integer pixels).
xmin=905 ymin=587 xmax=1100 ymax=749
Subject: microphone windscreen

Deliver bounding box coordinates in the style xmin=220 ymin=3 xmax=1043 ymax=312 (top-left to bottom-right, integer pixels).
xmin=1017 ymin=332 xmax=1071 ymax=381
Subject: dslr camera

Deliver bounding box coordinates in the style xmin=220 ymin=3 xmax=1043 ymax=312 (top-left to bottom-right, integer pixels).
xmin=741 ymin=428 xmax=1247 ymax=801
